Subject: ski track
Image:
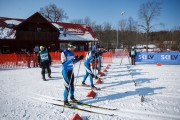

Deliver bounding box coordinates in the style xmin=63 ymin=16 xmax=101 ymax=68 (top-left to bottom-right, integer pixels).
xmin=0 ymin=58 xmax=180 ymax=120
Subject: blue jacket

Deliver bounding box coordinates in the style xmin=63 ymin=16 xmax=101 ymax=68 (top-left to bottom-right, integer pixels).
xmin=61 ymin=50 xmax=78 ymax=71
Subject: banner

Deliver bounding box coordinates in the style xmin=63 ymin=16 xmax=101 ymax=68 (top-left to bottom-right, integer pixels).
xmin=158 ymin=52 xmax=180 ymax=64
xmin=136 ymin=52 xmax=180 ymax=65
xmin=136 ymin=52 xmax=157 ymax=63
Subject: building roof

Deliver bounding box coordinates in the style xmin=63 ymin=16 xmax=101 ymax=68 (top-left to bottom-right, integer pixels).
xmin=52 ymin=22 xmax=97 ymax=41
xmin=0 ymin=13 xmax=97 ymax=41
xmin=15 ymin=12 xmax=59 ymax=33
xmin=136 ymin=44 xmax=157 ymax=49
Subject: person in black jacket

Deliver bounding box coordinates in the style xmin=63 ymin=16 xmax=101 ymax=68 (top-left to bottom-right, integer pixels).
xmin=38 ymin=46 xmax=52 ymax=81
xmin=129 ymin=46 xmax=136 ymax=65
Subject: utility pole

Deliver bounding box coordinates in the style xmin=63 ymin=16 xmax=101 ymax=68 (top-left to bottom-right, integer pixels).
xmin=116 ymin=11 xmax=125 ymax=49
xmin=116 ymin=27 xmax=118 ymax=49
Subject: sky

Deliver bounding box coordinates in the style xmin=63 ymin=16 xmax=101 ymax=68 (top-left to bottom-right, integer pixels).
xmin=0 ymin=0 xmax=180 ymax=31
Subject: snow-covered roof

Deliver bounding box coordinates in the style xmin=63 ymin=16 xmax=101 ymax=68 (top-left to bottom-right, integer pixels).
xmin=52 ymin=22 xmax=97 ymax=41
xmin=5 ymin=20 xmax=22 ymax=25
xmin=0 ymin=17 xmax=23 ymax=39
xmin=136 ymin=44 xmax=157 ymax=49
xmin=0 ymin=27 xmax=16 ymax=39
xmin=0 ymin=16 xmax=97 ymax=41
xmin=59 ymin=31 xmax=96 ymax=41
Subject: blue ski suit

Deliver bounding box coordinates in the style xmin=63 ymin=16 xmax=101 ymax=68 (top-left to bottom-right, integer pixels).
xmin=82 ymin=45 xmax=97 ymax=87
xmin=61 ymin=50 xmax=79 ymax=101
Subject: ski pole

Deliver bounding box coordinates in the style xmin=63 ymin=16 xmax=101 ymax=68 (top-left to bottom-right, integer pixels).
xmin=94 ymin=53 xmax=97 ymax=76
xmin=61 ymin=63 xmax=75 ymax=113
xmin=128 ymin=66 xmax=137 ymax=86
xmin=74 ymin=61 xmax=81 ymax=89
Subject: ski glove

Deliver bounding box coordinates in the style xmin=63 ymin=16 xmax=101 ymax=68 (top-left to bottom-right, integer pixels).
xmin=93 ymin=52 xmax=99 ymax=58
xmin=91 ymin=74 xmax=95 ymax=78
xmin=94 ymin=75 xmax=99 ymax=79
xmin=91 ymin=74 xmax=98 ymax=79
xmin=78 ymin=55 xmax=84 ymax=60
xmin=72 ymin=55 xmax=79 ymax=63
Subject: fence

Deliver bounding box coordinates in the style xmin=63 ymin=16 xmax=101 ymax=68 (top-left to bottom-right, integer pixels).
xmin=0 ymin=52 xmax=113 ymax=69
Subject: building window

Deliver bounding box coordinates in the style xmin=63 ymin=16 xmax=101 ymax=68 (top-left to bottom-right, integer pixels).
xmin=37 ymin=27 xmax=42 ymax=32
xmin=59 ymin=28 xmax=64 ymax=31
xmin=7 ymin=24 xmax=15 ymax=29
xmin=80 ymin=46 xmax=84 ymax=51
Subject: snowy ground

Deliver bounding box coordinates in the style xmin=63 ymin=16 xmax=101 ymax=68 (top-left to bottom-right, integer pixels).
xmin=0 ymin=58 xmax=180 ymax=120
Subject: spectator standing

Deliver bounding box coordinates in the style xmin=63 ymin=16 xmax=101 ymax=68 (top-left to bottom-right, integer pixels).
xmin=38 ymin=46 xmax=52 ymax=81
xmin=129 ymin=46 xmax=137 ymax=65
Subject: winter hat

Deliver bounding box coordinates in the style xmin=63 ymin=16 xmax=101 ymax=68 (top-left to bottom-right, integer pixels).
xmin=40 ymin=46 xmax=44 ymax=49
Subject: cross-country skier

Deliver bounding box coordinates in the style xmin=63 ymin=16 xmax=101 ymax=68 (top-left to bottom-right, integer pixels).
xmin=61 ymin=42 xmax=84 ymax=106
xmin=129 ymin=46 xmax=137 ymax=65
xmin=82 ymin=45 xmax=99 ymax=90
xmin=97 ymin=46 xmax=107 ymax=74
xmin=38 ymin=46 xmax=52 ymax=81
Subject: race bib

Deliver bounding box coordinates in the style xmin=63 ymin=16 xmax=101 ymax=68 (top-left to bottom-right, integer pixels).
xmin=40 ymin=53 xmax=49 ymax=61
xmin=131 ymin=50 xmax=135 ymax=55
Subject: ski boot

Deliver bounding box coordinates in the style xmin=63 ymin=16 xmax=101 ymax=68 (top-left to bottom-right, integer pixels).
xmin=82 ymin=82 xmax=89 ymax=87
xmin=70 ymin=96 xmax=78 ymax=103
xmin=42 ymin=75 xmax=47 ymax=81
xmin=48 ymin=73 xmax=52 ymax=78
xmin=91 ymin=85 xmax=100 ymax=90
xmin=95 ymin=75 xmax=99 ymax=79
xmin=42 ymin=78 xmax=47 ymax=81
xmin=64 ymin=100 xmax=71 ymax=107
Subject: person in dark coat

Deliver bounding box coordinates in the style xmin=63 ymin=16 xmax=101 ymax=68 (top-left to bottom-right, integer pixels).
xmin=129 ymin=46 xmax=136 ymax=65
xmin=38 ymin=46 xmax=52 ymax=81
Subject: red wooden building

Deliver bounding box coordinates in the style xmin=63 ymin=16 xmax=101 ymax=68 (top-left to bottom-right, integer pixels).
xmin=0 ymin=12 xmax=98 ymax=53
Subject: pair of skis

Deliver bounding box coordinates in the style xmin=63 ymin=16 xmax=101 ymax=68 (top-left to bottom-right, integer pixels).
xmin=80 ymin=84 xmax=101 ymax=90
xmin=31 ymin=94 xmax=116 ymax=116
xmin=59 ymin=99 xmax=116 ymax=110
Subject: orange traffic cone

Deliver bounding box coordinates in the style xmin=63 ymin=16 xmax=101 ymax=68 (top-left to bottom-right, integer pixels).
xmin=156 ymin=63 xmax=162 ymax=66
xmin=100 ymin=72 xmax=106 ymax=77
xmin=96 ymin=78 xmax=102 ymax=84
xmin=103 ymin=69 xmax=108 ymax=72
xmin=98 ymin=71 xmax=102 ymax=75
xmin=70 ymin=113 xmax=82 ymax=120
xmin=86 ymin=90 xmax=96 ymax=98
xmin=106 ymin=66 xmax=109 ymax=69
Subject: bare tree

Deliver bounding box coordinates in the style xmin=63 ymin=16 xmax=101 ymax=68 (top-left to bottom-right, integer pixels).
xmin=138 ymin=1 xmax=162 ymax=51
xmin=70 ymin=19 xmax=84 ymax=24
xmin=118 ymin=19 xmax=127 ymax=48
xmin=125 ymin=17 xmax=139 ymax=48
xmin=118 ymin=19 xmax=127 ymax=31
xmin=70 ymin=16 xmax=96 ymax=27
xmin=103 ymin=22 xmax=112 ymax=31
xmin=128 ymin=17 xmax=138 ymax=32
xmin=39 ymin=4 xmax=68 ymax=22
xmin=84 ymin=16 xmax=91 ymax=26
